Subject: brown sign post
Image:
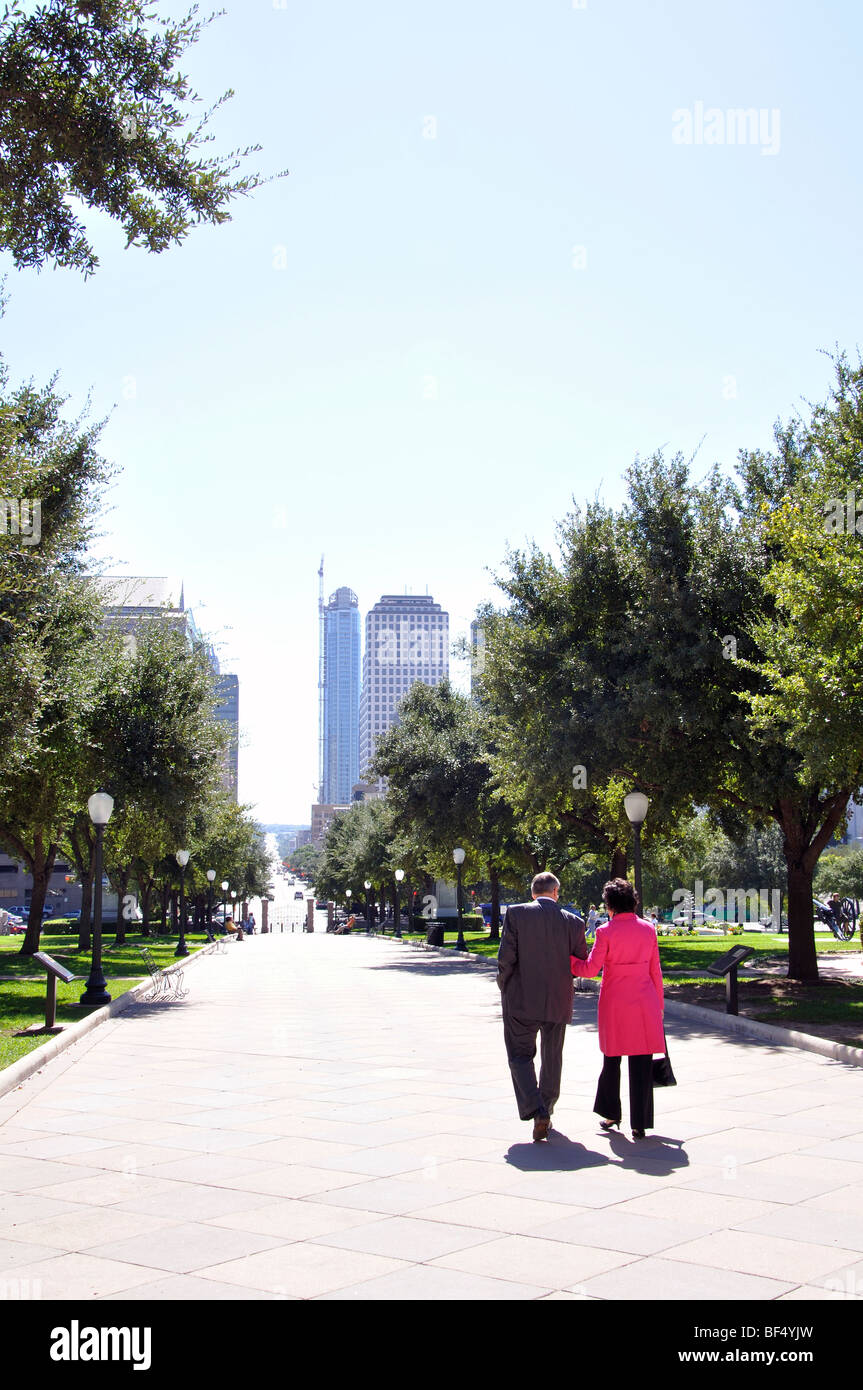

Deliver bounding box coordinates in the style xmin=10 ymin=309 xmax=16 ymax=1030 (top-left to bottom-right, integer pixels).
xmin=18 ymin=952 xmax=77 ymax=1034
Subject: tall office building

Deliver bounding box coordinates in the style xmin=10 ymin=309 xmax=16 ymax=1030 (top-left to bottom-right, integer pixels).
xmin=359 ymin=594 xmax=449 ymax=786
xmin=321 ymin=586 xmax=361 ymax=804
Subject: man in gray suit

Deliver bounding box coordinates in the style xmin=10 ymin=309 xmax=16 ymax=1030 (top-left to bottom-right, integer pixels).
xmin=497 ymin=872 xmax=588 ymax=1140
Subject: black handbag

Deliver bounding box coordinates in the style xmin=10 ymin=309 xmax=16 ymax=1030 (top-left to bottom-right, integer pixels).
xmin=652 ymin=1034 xmax=676 ymax=1087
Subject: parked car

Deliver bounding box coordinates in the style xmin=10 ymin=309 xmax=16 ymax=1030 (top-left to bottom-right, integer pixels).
xmin=671 ymin=911 xmax=715 ymax=927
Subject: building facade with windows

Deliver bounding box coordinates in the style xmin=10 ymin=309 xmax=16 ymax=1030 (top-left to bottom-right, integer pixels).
xmin=321 ymin=587 xmax=361 ymax=805
xmin=359 ymin=594 xmax=449 ymax=787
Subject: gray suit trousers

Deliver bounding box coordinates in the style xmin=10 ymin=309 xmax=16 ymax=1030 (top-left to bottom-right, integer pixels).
xmin=503 ymin=1009 xmax=568 ymax=1121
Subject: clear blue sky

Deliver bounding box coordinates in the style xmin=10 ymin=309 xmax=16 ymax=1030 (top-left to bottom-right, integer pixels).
xmin=3 ymin=0 xmax=863 ymax=822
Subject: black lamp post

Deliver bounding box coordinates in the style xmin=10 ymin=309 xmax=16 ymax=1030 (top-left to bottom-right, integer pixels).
xmin=206 ymin=869 xmax=216 ymax=934
xmin=221 ymin=880 xmax=229 ymax=933
xmin=394 ymin=869 xmax=404 ymax=938
xmin=624 ymin=792 xmax=650 ymax=913
xmin=80 ymin=791 xmax=114 ymax=1006
xmin=453 ymin=847 xmax=467 ymax=950
xmin=364 ymin=880 xmax=373 ymax=931
xmin=175 ymin=850 xmax=190 ymax=957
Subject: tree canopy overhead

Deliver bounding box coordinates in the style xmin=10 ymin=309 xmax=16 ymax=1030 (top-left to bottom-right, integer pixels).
xmin=478 ymin=365 xmax=863 ymax=981
xmin=0 ymin=0 xmax=287 ymax=275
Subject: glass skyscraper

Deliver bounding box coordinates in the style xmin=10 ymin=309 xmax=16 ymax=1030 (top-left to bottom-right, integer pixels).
xmin=322 ymin=586 xmax=361 ymax=804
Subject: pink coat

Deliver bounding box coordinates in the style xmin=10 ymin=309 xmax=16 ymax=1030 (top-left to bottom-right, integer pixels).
xmin=571 ymin=912 xmax=665 ymax=1056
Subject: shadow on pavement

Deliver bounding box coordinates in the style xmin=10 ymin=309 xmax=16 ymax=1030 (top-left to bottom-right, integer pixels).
xmin=502 ymin=1128 xmax=690 ymax=1177
xmin=365 ymin=957 xmax=493 ymax=977
xmin=600 ymin=1132 xmax=690 ymax=1174
xmin=122 ymin=1000 xmax=192 ymax=1016
xmin=503 ymin=1133 xmax=610 ymax=1172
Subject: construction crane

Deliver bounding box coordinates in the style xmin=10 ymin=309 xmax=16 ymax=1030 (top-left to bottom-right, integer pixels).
xmin=317 ymin=555 xmax=324 ymax=803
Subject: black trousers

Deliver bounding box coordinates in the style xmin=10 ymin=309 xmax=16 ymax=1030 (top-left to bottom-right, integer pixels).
xmin=594 ymin=1054 xmax=654 ymax=1130
xmin=503 ymin=1010 xmax=567 ymax=1121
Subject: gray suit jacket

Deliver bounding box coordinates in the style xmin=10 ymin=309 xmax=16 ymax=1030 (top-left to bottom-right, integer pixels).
xmin=497 ymin=897 xmax=588 ymax=1023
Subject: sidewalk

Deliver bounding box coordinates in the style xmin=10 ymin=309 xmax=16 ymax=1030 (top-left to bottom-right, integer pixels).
xmin=1 ymin=933 xmax=862 ymax=1301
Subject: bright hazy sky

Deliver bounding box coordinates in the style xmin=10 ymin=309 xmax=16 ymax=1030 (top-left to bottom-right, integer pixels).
xmin=3 ymin=0 xmax=863 ymax=822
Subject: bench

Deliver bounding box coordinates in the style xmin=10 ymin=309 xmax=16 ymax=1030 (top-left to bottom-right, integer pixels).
xmin=137 ymin=946 xmax=189 ymax=1002
xmin=203 ymin=923 xmax=228 ymax=955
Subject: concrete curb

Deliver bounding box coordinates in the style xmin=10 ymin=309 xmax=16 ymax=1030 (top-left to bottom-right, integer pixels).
xmin=358 ymin=931 xmax=863 ymax=1068
xmin=0 ymin=940 xmax=226 ymax=1100
xmin=660 ymin=996 xmax=863 ymax=1068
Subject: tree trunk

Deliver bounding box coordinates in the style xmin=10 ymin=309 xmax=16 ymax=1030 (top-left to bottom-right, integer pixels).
xmin=140 ymin=879 xmax=153 ymax=936
xmin=77 ymin=865 xmax=93 ymax=952
xmin=488 ymin=863 xmax=501 ymax=943
xmin=786 ymin=861 xmax=818 ymax=982
xmin=159 ymin=881 xmax=169 ymax=935
xmin=380 ymin=878 xmax=391 ymax=934
xmin=778 ymin=791 xmax=851 ymax=982
xmin=67 ymin=818 xmax=94 ymax=951
xmin=610 ymin=846 xmax=627 ymax=879
xmin=112 ymin=866 xmax=130 ymax=945
xmin=19 ymin=836 xmax=57 ymax=956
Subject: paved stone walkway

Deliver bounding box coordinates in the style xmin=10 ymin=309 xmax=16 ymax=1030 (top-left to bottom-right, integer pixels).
xmin=1 ymin=934 xmax=862 ymax=1301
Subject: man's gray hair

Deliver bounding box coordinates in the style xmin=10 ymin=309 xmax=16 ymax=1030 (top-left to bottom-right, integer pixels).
xmin=531 ymin=872 xmax=560 ymax=897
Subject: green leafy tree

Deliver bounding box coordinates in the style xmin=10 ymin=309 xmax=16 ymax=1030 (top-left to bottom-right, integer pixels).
xmin=315 ymin=799 xmax=402 ymax=921
xmin=0 ymin=0 xmax=287 ymax=275
xmin=480 ymin=433 xmax=857 ymax=982
xmin=288 ymin=842 xmax=321 ymax=882
xmin=701 ymin=823 xmax=787 ymax=900
xmin=0 ymin=358 xmax=112 ymax=950
xmin=814 ymin=847 xmax=863 ymax=903
xmin=85 ymin=620 xmax=231 ymax=941
xmin=370 ymin=680 xmax=539 ymax=940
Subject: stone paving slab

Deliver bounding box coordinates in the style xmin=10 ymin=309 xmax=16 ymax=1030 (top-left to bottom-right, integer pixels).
xmin=2 ymin=932 xmax=863 ymax=1301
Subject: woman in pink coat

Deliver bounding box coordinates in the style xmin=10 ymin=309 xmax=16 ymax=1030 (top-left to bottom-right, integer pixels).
xmin=571 ymin=877 xmax=665 ymax=1138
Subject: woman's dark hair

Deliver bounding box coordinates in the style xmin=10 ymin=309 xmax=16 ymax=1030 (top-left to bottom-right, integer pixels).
xmin=602 ymin=877 xmax=638 ymax=913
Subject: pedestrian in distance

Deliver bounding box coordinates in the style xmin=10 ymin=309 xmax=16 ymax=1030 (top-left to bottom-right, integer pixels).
xmin=586 ymin=904 xmax=599 ymax=938
xmin=496 ymin=872 xmax=588 ymax=1141
xmin=570 ymin=877 xmax=665 ymax=1139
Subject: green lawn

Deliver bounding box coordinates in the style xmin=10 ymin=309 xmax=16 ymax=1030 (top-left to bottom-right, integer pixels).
xmin=0 ymin=929 xmax=213 ymax=979
xmin=396 ymin=925 xmax=863 ymax=1034
xmin=655 ymin=931 xmax=861 ymax=973
xmin=398 ymin=926 xmax=861 ymax=971
xmin=0 ymin=930 xmax=213 ymax=1069
xmin=399 ymin=929 xmax=497 ymax=955
xmin=0 ymin=977 xmax=140 ymax=1070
